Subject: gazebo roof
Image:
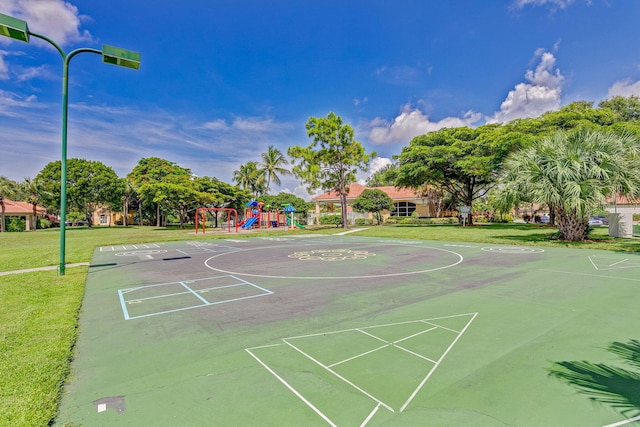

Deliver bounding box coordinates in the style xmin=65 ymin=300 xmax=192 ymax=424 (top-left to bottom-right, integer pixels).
xmin=1 ymin=198 xmax=46 ymax=215
xmin=312 ymin=183 xmax=419 ymax=202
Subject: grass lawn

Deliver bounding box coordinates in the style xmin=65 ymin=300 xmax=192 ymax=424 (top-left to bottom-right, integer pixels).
xmin=0 ymin=223 xmax=638 ymax=426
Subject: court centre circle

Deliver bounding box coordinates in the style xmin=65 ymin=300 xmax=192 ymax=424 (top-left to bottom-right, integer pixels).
xmin=204 ymin=242 xmax=463 ymax=280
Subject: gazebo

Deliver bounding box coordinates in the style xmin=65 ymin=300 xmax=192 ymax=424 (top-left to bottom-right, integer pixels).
xmin=0 ymin=198 xmax=47 ymax=231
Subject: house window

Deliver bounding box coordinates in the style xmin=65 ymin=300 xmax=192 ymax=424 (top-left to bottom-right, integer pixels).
xmin=391 ymin=201 xmax=416 ymax=217
xmin=99 ymin=215 xmax=108 ymax=225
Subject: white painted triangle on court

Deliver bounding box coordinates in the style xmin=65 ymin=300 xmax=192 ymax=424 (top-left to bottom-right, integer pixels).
xmin=282 ymin=312 xmax=477 ymax=414
xmin=588 ymin=255 xmax=640 ymax=271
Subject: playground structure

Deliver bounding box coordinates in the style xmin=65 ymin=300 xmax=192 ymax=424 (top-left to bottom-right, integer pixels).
xmin=195 ymin=208 xmax=239 ymax=234
xmin=238 ymin=201 xmax=306 ymax=230
xmin=194 ymin=202 xmax=306 ymax=232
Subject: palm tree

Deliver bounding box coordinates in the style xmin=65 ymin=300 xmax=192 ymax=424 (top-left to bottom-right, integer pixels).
xmin=259 ymin=145 xmax=291 ymax=193
xmin=498 ymin=129 xmax=640 ymax=241
xmin=233 ymin=161 xmax=265 ymax=197
xmin=22 ymin=177 xmax=44 ymax=230
xmin=0 ymin=177 xmax=16 ymax=233
xmin=122 ymin=178 xmax=138 ymax=226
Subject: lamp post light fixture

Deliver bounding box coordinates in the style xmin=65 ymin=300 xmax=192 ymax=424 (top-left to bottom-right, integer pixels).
xmin=0 ymin=13 xmax=140 ymax=275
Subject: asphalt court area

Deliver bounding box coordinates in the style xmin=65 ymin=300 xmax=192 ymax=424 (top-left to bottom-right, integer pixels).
xmin=55 ymin=235 xmax=640 ymax=426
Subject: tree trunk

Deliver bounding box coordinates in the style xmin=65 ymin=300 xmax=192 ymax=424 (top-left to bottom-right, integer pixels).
xmin=156 ymin=203 xmax=161 ymax=227
xmin=555 ymin=207 xmax=588 ymax=241
xmin=32 ymin=203 xmax=37 ymax=230
xmin=1 ymin=202 xmax=5 ymax=232
xmin=339 ymin=192 xmax=348 ymax=228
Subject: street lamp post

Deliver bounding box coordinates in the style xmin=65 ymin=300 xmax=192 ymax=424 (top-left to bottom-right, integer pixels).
xmin=0 ymin=13 xmax=140 ymax=275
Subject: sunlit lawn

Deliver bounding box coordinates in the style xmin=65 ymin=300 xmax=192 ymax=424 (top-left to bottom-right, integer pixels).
xmin=0 ymin=223 xmax=638 ymax=426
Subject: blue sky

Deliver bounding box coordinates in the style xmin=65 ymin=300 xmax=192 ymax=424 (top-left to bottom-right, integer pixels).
xmin=2 ymin=0 xmax=640 ymax=199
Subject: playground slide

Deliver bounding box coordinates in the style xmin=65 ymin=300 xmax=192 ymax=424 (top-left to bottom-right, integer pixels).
xmin=241 ymin=216 xmax=258 ymax=229
xmin=285 ymin=216 xmax=306 ymax=229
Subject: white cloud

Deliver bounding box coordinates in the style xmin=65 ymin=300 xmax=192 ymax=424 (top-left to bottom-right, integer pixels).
xmin=353 ymin=97 xmax=368 ymax=107
xmin=0 ymin=52 xmax=8 ymax=80
xmin=367 ymin=105 xmax=481 ymax=145
xmin=376 ymin=65 xmax=422 ymax=86
xmin=487 ymin=50 xmax=564 ymax=123
xmin=0 ymin=0 xmax=92 ymax=47
xmin=202 ymin=119 xmax=228 ymax=131
xmin=607 ymin=79 xmax=640 ymax=98
xmin=356 ymin=157 xmax=392 ymax=185
xmin=511 ymin=0 xmax=576 ymax=9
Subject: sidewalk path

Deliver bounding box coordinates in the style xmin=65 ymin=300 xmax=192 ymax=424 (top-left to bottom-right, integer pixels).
xmin=0 ymin=262 xmax=90 ymax=276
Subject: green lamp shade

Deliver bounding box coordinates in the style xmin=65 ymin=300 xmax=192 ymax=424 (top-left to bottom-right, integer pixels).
xmin=102 ymin=44 xmax=141 ymax=70
xmin=0 ymin=13 xmax=29 ymax=42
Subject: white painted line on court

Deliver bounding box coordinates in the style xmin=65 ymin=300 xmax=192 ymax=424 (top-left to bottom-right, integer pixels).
xmin=603 ymin=415 xmax=640 ymax=427
xmin=205 ymin=244 xmax=464 ymax=280
xmin=394 ymin=344 xmax=437 ymax=364
xmin=360 ymin=404 xmax=380 ymax=427
xmin=356 ymin=328 xmax=390 ymax=344
xmin=283 ymin=339 xmax=395 ymax=413
xmin=540 ymin=269 xmax=640 ymax=282
xmin=399 ymin=312 xmax=478 ymax=412
xmin=393 ymin=327 xmax=437 ymax=344
xmin=328 ymin=344 xmax=388 ymax=368
xmin=245 ymin=347 xmax=337 ymax=427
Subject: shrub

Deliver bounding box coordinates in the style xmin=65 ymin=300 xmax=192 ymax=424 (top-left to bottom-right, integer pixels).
xmin=38 ymin=218 xmax=52 ymax=229
xmin=355 ymin=218 xmax=375 ymax=226
xmin=393 ymin=217 xmax=458 ymax=225
xmin=319 ymin=215 xmax=343 ymax=226
xmin=6 ymin=217 xmax=25 ymax=232
xmin=489 ymin=214 xmax=513 ymax=223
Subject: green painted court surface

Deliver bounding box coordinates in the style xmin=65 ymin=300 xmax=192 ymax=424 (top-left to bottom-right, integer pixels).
xmin=55 ymin=235 xmax=640 ymax=426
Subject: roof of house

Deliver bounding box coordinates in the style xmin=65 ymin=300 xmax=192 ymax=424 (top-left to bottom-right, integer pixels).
xmin=313 ymin=183 xmax=419 ymax=202
xmin=0 ymin=198 xmax=46 ymax=215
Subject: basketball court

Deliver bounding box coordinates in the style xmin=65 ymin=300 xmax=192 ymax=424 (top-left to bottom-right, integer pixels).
xmin=55 ymin=235 xmax=640 ymax=426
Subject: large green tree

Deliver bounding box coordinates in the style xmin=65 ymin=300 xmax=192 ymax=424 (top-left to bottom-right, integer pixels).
xmin=151 ymin=177 xmax=215 ymax=229
xmin=260 ymin=192 xmax=313 ymax=220
xmin=395 ymin=124 xmax=520 ymax=223
xmin=127 ymin=157 xmax=191 ymax=226
xmin=498 ymin=129 xmax=640 ymax=241
xmin=36 ymin=159 xmax=123 ymax=226
xmin=288 ymin=112 xmax=375 ymax=228
xmin=193 ymin=176 xmax=251 ymax=226
xmin=598 ymin=95 xmax=640 ymax=122
xmin=352 ymin=189 xmax=394 ymax=225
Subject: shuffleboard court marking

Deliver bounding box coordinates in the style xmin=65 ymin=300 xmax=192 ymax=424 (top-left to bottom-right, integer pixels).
xmin=100 ymin=243 xmax=162 ymax=251
xmin=205 ymin=242 xmax=463 ymax=280
xmin=115 ymin=249 xmax=167 ymax=257
xmin=540 ymin=269 xmax=640 ymax=283
xmin=246 ymin=313 xmax=477 ymax=425
xmin=245 ymin=348 xmax=338 ymax=427
xmin=588 ymin=255 xmax=640 ymax=271
xmin=118 ymin=275 xmax=273 ymax=320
